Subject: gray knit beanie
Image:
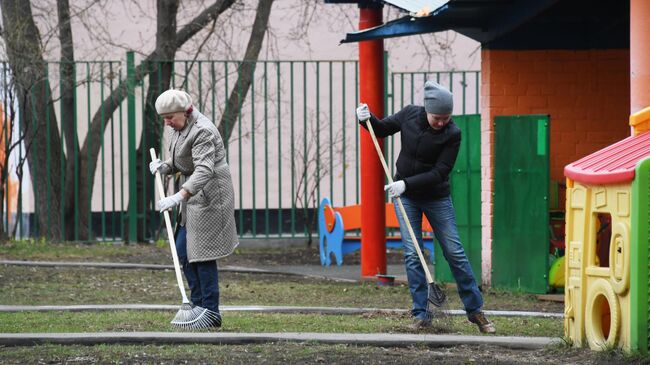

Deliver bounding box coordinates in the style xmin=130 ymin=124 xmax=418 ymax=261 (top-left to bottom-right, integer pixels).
xmin=423 ymin=81 xmax=453 ymax=114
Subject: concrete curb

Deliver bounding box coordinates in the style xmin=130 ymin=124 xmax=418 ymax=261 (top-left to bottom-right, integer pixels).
xmin=0 ymin=304 xmax=563 ymax=318
xmin=0 ymin=332 xmax=562 ymax=349
xmin=0 ymin=260 xmax=358 ymax=282
xmin=1 ymin=260 xmax=286 ymax=274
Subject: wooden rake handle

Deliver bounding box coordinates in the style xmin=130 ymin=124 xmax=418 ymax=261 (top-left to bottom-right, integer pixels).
xmin=364 ymin=120 xmax=435 ymax=284
xmin=150 ymin=148 xmax=190 ymax=303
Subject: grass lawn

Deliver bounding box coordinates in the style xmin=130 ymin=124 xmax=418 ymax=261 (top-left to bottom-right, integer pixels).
xmin=0 ymin=311 xmax=561 ymax=336
xmin=1 ymin=240 xmax=648 ymax=364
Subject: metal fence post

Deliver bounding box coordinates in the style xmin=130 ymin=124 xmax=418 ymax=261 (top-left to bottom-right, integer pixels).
xmin=126 ymin=51 xmax=137 ymax=243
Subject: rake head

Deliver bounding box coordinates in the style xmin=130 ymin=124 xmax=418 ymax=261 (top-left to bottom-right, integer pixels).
xmin=425 ymin=282 xmax=447 ymax=320
xmin=171 ymin=303 xmax=222 ymax=330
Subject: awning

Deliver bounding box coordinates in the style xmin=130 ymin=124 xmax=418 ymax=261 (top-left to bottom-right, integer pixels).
xmin=329 ymin=0 xmax=628 ymax=50
xmin=381 ymin=0 xmax=449 ymax=16
xmin=339 ymin=0 xmax=560 ymax=44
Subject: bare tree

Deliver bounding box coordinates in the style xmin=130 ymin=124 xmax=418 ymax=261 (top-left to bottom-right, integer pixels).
xmin=218 ymin=0 xmax=274 ymax=142
xmin=0 ymin=0 xmax=276 ymax=242
xmin=291 ymin=111 xmax=347 ymax=245
xmin=0 ymin=87 xmax=34 ymax=240
xmin=0 ymin=0 xmax=65 ymax=239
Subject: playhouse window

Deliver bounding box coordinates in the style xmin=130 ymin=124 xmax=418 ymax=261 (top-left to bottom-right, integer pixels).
xmin=594 ymin=213 xmax=612 ymax=268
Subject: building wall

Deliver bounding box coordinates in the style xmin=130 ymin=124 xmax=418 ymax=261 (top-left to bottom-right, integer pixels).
xmin=479 ymin=49 xmax=630 ymax=285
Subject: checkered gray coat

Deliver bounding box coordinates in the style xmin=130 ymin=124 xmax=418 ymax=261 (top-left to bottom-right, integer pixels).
xmin=162 ymin=110 xmax=238 ymax=262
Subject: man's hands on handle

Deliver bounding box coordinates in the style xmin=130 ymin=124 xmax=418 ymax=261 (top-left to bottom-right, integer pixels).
xmin=384 ymin=180 xmax=406 ymax=198
xmin=358 ymin=102 xmax=405 ymax=198
xmin=356 ymin=103 xmax=370 ymax=122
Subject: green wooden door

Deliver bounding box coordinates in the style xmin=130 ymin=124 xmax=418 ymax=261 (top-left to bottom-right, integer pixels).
xmin=434 ymin=114 xmax=482 ymax=284
xmin=492 ymin=115 xmax=549 ymax=293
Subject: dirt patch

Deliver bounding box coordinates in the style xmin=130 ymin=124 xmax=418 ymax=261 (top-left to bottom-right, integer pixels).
xmin=0 ymin=343 xmax=642 ymax=365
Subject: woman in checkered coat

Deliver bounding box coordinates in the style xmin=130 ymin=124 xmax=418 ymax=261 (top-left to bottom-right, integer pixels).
xmin=150 ymin=89 xmax=239 ymax=328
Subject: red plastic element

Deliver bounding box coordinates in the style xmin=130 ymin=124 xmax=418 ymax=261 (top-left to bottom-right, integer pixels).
xmin=564 ymin=131 xmax=650 ymax=184
xmin=359 ymin=6 xmax=387 ymax=278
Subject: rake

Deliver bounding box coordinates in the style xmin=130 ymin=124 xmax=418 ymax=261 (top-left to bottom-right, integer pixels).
xmin=364 ymin=120 xmax=447 ymax=319
xmin=150 ymin=148 xmax=221 ymax=330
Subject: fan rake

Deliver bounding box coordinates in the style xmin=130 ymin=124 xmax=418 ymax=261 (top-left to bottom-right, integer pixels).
xmin=150 ymin=148 xmax=221 ymax=330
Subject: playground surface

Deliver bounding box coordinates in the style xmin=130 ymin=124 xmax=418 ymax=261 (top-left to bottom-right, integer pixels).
xmin=0 ymin=241 xmax=644 ymax=364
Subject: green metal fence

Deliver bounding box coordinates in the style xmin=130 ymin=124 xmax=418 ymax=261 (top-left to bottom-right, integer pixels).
xmin=0 ymin=53 xmax=479 ymax=243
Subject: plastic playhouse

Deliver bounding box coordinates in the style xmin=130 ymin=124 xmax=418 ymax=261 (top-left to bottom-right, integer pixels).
xmin=563 ymin=107 xmax=650 ymax=351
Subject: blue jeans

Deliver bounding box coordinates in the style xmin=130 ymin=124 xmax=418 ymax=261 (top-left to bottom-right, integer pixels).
xmin=175 ymin=226 xmax=220 ymax=312
xmin=393 ymin=195 xmax=483 ymax=319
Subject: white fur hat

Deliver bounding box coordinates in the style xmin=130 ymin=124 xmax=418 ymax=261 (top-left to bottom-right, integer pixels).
xmin=155 ymin=89 xmax=193 ymax=115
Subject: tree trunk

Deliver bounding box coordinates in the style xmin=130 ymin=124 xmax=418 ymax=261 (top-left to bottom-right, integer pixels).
xmin=1 ymin=0 xmax=64 ymax=239
xmin=133 ymin=0 xmax=178 ymax=242
xmin=0 ymin=0 xmax=278 ymax=242
xmin=78 ymin=0 xmax=234 ymax=243
xmin=218 ymin=0 xmax=275 ymax=142
xmin=57 ymin=0 xmax=86 ymax=240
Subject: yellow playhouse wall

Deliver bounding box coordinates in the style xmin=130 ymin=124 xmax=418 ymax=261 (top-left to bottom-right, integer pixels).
xmin=565 ymin=180 xmax=589 ymax=346
xmin=565 ymin=180 xmax=632 ymax=350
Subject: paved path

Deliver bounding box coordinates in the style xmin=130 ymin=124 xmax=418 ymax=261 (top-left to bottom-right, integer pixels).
xmin=0 ymin=332 xmax=561 ymax=349
xmin=0 ymin=260 xmax=432 ymax=283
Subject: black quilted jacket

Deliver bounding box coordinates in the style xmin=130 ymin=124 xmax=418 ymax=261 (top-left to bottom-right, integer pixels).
xmin=362 ymin=104 xmax=461 ymax=200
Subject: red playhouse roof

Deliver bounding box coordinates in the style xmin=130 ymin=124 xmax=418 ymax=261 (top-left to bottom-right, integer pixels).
xmin=564 ymin=131 xmax=650 ymax=185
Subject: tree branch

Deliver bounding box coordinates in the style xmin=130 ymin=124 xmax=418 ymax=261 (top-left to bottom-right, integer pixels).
xmin=218 ymin=0 xmax=275 ymax=141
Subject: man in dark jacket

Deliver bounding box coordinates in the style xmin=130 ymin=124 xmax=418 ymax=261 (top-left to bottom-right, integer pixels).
xmin=356 ymin=81 xmax=496 ymax=334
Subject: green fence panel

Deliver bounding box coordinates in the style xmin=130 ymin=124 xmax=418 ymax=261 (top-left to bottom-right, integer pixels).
xmin=492 ymin=115 xmax=550 ymax=293
xmin=434 ymin=114 xmax=482 ymax=284
xmin=630 ymin=156 xmax=650 ymax=353
xmin=0 ymin=54 xmax=480 ymax=244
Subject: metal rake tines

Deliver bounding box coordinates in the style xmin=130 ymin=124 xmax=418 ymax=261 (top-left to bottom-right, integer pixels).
xmin=427 ymin=282 xmax=447 ymax=308
xmin=171 ymin=304 xmax=222 ymax=330
xmin=425 ymin=283 xmax=448 ymax=321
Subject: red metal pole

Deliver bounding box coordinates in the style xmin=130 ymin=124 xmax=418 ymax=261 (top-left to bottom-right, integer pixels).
xmin=359 ymin=4 xmax=386 ymax=278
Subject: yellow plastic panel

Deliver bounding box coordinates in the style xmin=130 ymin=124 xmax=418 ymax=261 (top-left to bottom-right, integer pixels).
xmin=571 ymin=188 xmax=585 ymax=208
xmin=564 ymin=183 xmax=591 ymax=346
xmin=569 ymin=241 xmax=582 ymax=269
xmin=595 ymin=188 xmax=607 ymax=208
xmin=609 ymin=221 xmax=630 ymax=295
xmin=616 ymin=191 xmax=630 ymax=217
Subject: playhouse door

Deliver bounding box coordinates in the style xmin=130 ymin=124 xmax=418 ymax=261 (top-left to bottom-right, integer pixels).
xmin=492 ymin=115 xmax=550 ymax=293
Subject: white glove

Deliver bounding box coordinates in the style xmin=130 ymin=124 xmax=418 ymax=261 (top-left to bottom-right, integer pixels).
xmin=149 ymin=159 xmax=165 ymax=175
xmin=384 ymin=180 xmax=406 ymax=198
xmin=157 ymin=191 xmax=186 ymax=212
xmin=356 ymin=103 xmax=371 ymax=122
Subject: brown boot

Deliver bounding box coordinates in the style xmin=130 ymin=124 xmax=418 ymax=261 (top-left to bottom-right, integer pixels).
xmin=468 ymin=311 xmax=496 ymax=334
xmin=410 ymin=318 xmax=432 ymax=331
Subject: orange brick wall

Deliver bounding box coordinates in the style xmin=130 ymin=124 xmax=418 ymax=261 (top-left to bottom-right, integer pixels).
xmin=482 ymin=49 xmax=630 ymax=182
xmin=479 ymin=49 xmax=630 ymax=285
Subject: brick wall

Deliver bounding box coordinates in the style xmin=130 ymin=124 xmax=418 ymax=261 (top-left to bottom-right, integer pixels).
xmin=479 ymin=49 xmax=630 ymax=285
